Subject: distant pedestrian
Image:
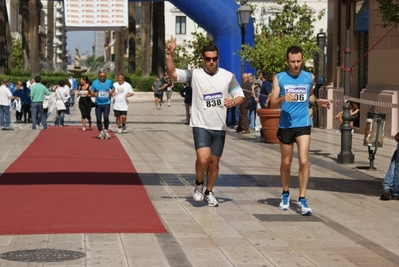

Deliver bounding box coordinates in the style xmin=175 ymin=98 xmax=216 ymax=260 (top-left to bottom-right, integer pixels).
xmin=180 ymin=83 xmax=192 ymax=125
xmin=0 ymin=79 xmax=20 ymax=130
xmin=152 ymin=76 xmax=163 ymax=110
xmin=112 ymin=74 xmax=134 ymax=134
xmin=380 ymin=132 xmax=399 ymax=200
xmin=77 ymin=76 xmax=93 ymax=131
xmin=30 ymin=76 xmax=50 ymax=130
xmin=92 ymin=70 xmax=115 ymax=139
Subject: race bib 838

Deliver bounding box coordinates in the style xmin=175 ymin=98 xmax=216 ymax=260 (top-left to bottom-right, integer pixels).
xmin=203 ymin=92 xmax=223 ymax=109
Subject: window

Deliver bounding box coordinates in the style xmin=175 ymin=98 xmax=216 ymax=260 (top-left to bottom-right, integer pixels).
xmin=175 ymin=16 xmax=186 ymax=34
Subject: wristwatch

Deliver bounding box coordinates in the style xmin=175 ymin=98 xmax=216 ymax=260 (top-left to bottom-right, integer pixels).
xmin=231 ymin=100 xmax=235 ymax=107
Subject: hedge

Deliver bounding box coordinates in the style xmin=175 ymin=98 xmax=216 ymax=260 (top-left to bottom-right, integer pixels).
xmin=0 ymin=72 xmax=183 ymax=92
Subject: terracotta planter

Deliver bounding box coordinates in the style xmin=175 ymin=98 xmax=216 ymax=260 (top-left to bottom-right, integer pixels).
xmin=256 ymin=108 xmax=281 ymax=143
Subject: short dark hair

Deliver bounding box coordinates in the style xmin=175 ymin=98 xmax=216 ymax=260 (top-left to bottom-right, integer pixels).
xmin=202 ymin=44 xmax=218 ymax=57
xmin=35 ymin=76 xmax=41 ymax=83
xmin=59 ymin=80 xmax=65 ymax=87
xmin=286 ymin=46 xmax=303 ymax=58
xmin=2 ymin=79 xmax=9 ymax=84
xmin=261 ymin=70 xmax=270 ymax=79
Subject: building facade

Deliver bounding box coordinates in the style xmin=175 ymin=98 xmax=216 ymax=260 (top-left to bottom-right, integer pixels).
xmin=326 ymin=0 xmax=398 ymax=137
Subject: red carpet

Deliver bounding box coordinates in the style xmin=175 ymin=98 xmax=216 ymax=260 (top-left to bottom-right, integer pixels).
xmin=0 ymin=127 xmax=166 ymax=235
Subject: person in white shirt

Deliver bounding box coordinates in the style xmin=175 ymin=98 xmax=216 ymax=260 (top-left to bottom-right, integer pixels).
xmin=166 ymin=36 xmax=245 ymax=207
xmin=54 ymin=80 xmax=70 ymax=127
xmin=112 ymin=74 xmax=134 ymax=134
xmin=0 ymin=79 xmax=19 ymax=130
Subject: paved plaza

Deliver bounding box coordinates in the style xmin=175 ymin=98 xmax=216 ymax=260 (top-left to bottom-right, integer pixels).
xmin=0 ymin=92 xmax=398 ymax=266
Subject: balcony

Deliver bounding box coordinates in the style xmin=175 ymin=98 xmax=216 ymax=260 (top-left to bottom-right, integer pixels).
xmin=56 ymin=49 xmax=63 ymax=54
xmin=55 ymin=32 xmax=63 ymax=37
xmin=55 ymin=13 xmax=63 ymax=19
xmin=55 ymin=22 xmax=63 ymax=28
xmin=56 ymin=58 xmax=63 ymax=64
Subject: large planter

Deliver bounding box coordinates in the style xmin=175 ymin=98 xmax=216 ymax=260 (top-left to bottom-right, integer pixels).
xmin=256 ymin=108 xmax=281 ymax=143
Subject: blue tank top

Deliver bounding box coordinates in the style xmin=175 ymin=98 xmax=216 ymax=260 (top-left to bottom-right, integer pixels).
xmin=277 ymin=70 xmax=313 ymax=128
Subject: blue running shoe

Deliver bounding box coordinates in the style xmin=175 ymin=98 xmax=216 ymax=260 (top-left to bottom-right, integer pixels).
xmin=297 ymin=198 xmax=312 ymax=215
xmin=279 ymin=193 xmax=290 ymax=210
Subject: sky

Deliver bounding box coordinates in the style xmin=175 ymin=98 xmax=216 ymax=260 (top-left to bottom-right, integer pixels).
xmin=66 ymin=31 xmax=95 ymax=59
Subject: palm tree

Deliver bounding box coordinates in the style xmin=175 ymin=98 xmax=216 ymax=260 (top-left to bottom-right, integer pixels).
xmin=114 ymin=28 xmax=126 ymax=77
xmin=21 ymin=0 xmax=29 ymax=71
xmin=128 ymin=2 xmax=136 ymax=73
xmin=152 ymin=2 xmax=165 ymax=77
xmin=47 ymin=0 xmax=54 ymax=71
xmin=29 ymin=0 xmax=40 ymax=76
xmin=141 ymin=2 xmax=151 ymax=77
xmin=0 ymin=0 xmax=7 ymax=74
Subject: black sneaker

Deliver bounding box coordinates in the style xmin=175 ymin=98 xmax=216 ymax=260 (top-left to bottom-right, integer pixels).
xmin=380 ymin=189 xmax=391 ymax=200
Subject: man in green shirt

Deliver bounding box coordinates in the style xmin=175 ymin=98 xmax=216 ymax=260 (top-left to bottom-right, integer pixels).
xmin=30 ymin=76 xmax=50 ymax=130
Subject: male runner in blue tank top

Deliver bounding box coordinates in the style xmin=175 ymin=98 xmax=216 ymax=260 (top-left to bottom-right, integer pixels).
xmin=270 ymin=46 xmax=330 ymax=215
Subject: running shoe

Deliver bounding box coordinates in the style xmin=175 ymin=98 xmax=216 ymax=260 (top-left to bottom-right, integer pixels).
xmin=88 ymin=121 xmax=92 ymax=129
xmin=204 ymin=192 xmax=219 ymax=207
xmin=193 ymin=180 xmax=204 ymax=201
xmin=104 ymin=131 xmax=111 ymax=139
xmin=82 ymin=127 xmax=86 ymax=132
xmin=98 ymin=131 xmax=104 ymax=139
xmin=297 ymin=198 xmax=312 ymax=215
xmin=118 ymin=128 xmax=122 ymax=134
xmin=122 ymin=125 xmax=127 ymax=133
xmin=279 ymin=192 xmax=290 ymax=210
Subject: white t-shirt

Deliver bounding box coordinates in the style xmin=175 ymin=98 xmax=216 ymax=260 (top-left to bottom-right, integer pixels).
xmin=56 ymin=86 xmax=70 ymax=100
xmin=176 ymin=68 xmax=244 ymax=130
xmin=0 ymin=85 xmax=12 ymax=106
xmin=112 ymin=81 xmax=134 ymax=111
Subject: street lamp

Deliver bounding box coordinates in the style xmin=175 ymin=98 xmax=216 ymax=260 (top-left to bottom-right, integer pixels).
xmin=236 ymin=1 xmax=251 ymax=78
xmin=337 ymin=0 xmax=354 ymax=163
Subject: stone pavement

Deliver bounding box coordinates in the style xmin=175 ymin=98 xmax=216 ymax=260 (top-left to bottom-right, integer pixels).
xmin=0 ymin=92 xmax=399 ymax=267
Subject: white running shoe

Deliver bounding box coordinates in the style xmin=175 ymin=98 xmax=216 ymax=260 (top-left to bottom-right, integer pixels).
xmin=98 ymin=131 xmax=104 ymax=139
xmin=122 ymin=125 xmax=127 ymax=133
xmin=118 ymin=128 xmax=122 ymax=134
xmin=204 ymin=192 xmax=219 ymax=207
xmin=279 ymin=192 xmax=290 ymax=210
xmin=297 ymin=198 xmax=312 ymax=215
xmin=193 ymin=181 xmax=204 ymax=201
xmin=104 ymin=131 xmax=111 ymax=139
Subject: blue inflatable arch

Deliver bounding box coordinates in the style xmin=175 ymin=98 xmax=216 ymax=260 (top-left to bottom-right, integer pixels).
xmin=137 ymin=0 xmax=255 ymax=83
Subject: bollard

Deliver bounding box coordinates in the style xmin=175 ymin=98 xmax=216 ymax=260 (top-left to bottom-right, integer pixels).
xmin=363 ymin=112 xmax=386 ymax=170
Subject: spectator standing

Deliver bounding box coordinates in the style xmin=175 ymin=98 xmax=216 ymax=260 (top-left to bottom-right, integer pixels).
xmin=63 ymin=79 xmax=72 ymax=115
xmin=12 ymin=81 xmax=25 ymax=122
xmin=21 ymin=82 xmax=32 ymax=123
xmin=30 ymin=76 xmax=50 ymax=130
xmin=112 ymin=74 xmax=134 ymax=134
xmin=180 ymin=83 xmax=192 ymax=125
xmin=68 ymin=74 xmax=78 ymax=107
xmin=237 ymin=73 xmax=252 ymax=134
xmin=165 ymin=77 xmax=174 ymax=107
xmin=91 ymin=70 xmax=115 ymax=139
xmin=0 ymin=79 xmax=19 ymax=130
xmin=54 ymin=80 xmax=69 ymax=127
xmin=380 ymin=132 xmax=399 ymax=200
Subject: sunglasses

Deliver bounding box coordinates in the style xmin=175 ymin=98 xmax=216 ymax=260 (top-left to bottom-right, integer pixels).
xmin=204 ymin=57 xmax=218 ymax=62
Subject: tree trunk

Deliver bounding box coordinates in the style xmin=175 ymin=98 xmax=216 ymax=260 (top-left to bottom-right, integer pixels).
xmin=128 ymin=2 xmax=136 ymax=74
xmin=29 ymin=0 xmax=40 ymax=76
xmin=21 ymin=0 xmax=29 ymax=72
xmin=47 ymin=0 xmax=54 ymax=71
xmin=114 ymin=28 xmax=126 ymax=77
xmin=141 ymin=2 xmax=151 ymax=77
xmin=152 ymin=2 xmax=165 ymax=77
xmin=0 ymin=0 xmax=6 ymax=74
xmin=4 ymin=3 xmax=13 ymax=70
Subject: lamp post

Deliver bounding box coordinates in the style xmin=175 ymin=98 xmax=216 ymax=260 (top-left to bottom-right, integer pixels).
xmin=236 ymin=1 xmax=251 ymax=78
xmin=337 ymin=0 xmax=354 ymax=163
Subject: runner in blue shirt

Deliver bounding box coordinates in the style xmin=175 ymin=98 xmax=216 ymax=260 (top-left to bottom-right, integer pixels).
xmin=91 ymin=70 xmax=115 ymax=139
xmin=270 ymin=45 xmax=330 ymax=215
